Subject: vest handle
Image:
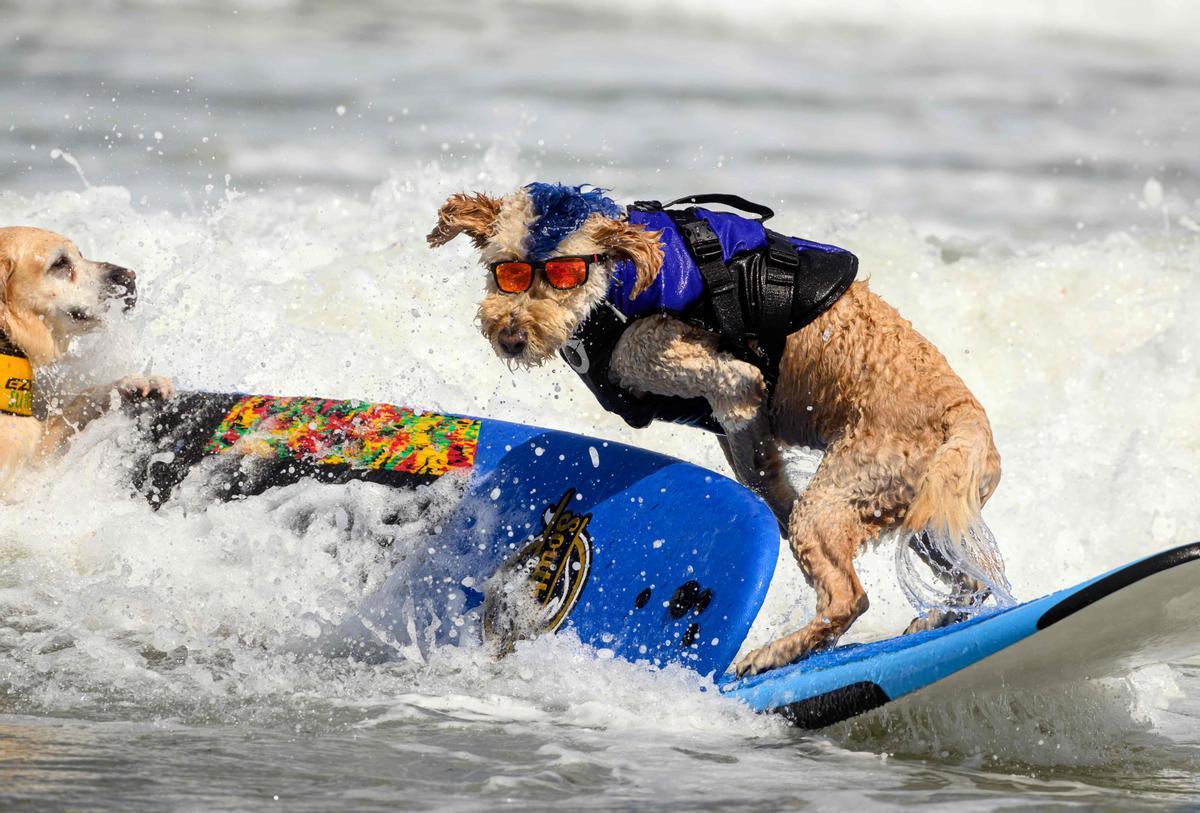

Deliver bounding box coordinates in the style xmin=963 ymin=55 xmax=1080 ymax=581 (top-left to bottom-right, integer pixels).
xmin=662 ymin=194 xmax=774 ymax=222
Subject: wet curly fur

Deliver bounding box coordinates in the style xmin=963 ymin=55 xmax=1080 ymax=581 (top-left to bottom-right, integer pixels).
xmin=428 ymin=186 xmax=1005 ymax=677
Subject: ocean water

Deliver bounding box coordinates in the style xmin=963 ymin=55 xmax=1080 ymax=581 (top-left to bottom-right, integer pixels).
xmin=2 ymin=0 xmax=1199 ymax=809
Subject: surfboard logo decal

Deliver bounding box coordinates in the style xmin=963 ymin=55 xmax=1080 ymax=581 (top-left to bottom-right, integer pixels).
xmin=205 ymin=395 xmax=480 ymax=476
xmin=526 ymin=488 xmax=594 ymax=631
xmin=482 ymin=488 xmax=594 ymax=653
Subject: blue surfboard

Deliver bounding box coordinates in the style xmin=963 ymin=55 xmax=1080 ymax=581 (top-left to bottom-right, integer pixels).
xmin=129 ymin=393 xmax=1200 ymax=728
xmin=129 ymin=391 xmax=779 ymax=675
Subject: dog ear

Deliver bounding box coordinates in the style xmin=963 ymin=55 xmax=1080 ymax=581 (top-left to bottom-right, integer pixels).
xmin=585 ymin=217 xmax=664 ymax=299
xmin=427 ymin=192 xmax=502 ymax=249
xmin=0 ymin=256 xmax=11 ymax=310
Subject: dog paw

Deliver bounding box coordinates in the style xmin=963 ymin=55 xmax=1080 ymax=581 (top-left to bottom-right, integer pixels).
xmin=713 ymin=404 xmax=757 ymax=432
xmin=115 ymin=375 xmax=176 ymax=401
xmin=712 ymin=396 xmax=767 ymax=433
xmin=902 ymin=608 xmax=967 ymax=635
xmin=734 ymin=640 xmax=801 ymax=678
xmin=712 ymin=358 xmax=766 ymax=427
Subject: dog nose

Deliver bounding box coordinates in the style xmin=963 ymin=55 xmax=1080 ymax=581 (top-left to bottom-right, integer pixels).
xmin=498 ymin=328 xmax=528 ymax=357
xmin=103 ymin=263 xmax=138 ymax=310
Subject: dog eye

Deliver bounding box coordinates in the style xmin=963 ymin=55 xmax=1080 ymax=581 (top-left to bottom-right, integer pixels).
xmin=48 ymin=255 xmax=73 ymax=277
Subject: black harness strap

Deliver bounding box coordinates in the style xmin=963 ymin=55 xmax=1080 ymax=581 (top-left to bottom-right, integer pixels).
xmin=663 ymin=207 xmax=788 ymax=384
xmin=669 ymin=213 xmax=748 ymax=344
xmin=660 ymin=204 xmax=858 ymax=390
xmin=663 ymin=194 xmax=775 ymax=222
xmin=760 ymin=232 xmax=801 ymax=347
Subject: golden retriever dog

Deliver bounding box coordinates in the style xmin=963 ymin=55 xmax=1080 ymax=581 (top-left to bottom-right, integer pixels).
xmin=0 ymin=226 xmax=174 ymax=493
xmin=428 ymin=183 xmax=1013 ymax=677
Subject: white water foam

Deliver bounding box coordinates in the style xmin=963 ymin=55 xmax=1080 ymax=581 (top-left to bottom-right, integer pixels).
xmin=561 ymin=0 xmax=1200 ymax=46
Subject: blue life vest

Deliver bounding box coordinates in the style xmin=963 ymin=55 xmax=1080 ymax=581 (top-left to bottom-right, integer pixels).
xmin=561 ymin=195 xmax=859 ymax=434
xmin=607 ymin=207 xmax=850 ymax=320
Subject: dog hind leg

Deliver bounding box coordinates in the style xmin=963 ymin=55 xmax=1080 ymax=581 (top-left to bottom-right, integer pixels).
xmin=900 ymin=409 xmax=1009 ymax=632
xmin=734 ymin=479 xmax=872 ymax=677
xmin=900 ymin=530 xmax=992 ymax=634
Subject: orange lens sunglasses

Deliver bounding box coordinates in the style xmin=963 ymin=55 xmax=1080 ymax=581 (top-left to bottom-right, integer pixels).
xmin=489 ymin=254 xmax=605 ymax=294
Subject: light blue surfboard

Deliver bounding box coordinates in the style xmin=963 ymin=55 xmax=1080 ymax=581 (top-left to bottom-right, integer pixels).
xmin=719 ymin=542 xmax=1200 ymax=727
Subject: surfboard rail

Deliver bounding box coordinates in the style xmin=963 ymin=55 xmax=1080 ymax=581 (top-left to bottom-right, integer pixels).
xmin=720 ymin=542 xmax=1200 ymax=728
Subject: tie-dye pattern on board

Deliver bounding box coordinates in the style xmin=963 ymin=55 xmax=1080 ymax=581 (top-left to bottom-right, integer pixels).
xmin=206 ymin=396 xmax=480 ymax=476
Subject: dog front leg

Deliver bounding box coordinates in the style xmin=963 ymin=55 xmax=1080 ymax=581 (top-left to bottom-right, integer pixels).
xmin=610 ymin=315 xmax=765 ymax=429
xmin=611 ymin=315 xmax=795 ymax=517
xmin=40 ymin=375 xmax=176 ymax=457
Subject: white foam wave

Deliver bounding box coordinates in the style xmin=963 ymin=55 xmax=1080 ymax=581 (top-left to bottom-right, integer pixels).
xmin=833 ymin=666 xmax=1183 ymax=769
xmin=522 ymin=0 xmax=1200 ymax=47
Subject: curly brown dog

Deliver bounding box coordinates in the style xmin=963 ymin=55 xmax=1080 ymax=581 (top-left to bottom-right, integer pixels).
xmin=0 ymin=226 xmax=174 ymax=495
xmin=428 ymin=183 xmax=1011 ymax=676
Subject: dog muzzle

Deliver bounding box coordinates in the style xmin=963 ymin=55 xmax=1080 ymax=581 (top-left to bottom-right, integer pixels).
xmin=102 ymin=263 xmax=138 ymax=311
